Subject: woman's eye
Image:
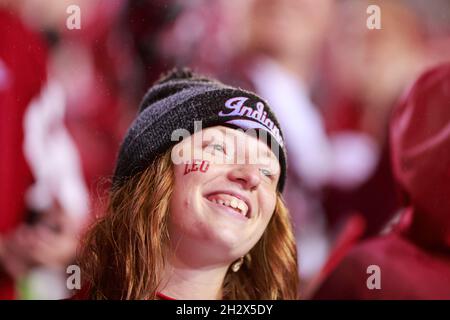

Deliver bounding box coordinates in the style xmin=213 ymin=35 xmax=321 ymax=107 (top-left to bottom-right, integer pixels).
xmin=213 ymin=144 xmax=225 ymax=152
xmin=259 ymin=168 xmax=273 ymax=178
xmin=208 ymin=143 xmax=226 ymax=153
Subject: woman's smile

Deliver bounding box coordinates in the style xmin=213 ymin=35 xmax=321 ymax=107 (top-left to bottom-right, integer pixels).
xmin=204 ymin=192 xmax=251 ymax=221
xmin=206 ymin=190 xmax=251 ymax=219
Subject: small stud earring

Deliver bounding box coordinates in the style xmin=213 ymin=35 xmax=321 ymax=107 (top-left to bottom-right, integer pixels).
xmin=231 ymin=256 xmax=244 ymax=272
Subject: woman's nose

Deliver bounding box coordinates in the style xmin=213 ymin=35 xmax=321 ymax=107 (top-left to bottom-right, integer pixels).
xmin=227 ymin=165 xmax=262 ymax=190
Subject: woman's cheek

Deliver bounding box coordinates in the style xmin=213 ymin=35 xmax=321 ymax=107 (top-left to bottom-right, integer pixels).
xmin=261 ymin=192 xmax=277 ymax=220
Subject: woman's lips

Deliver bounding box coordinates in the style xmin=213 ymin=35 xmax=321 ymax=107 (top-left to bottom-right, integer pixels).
xmin=205 ymin=193 xmax=250 ymax=219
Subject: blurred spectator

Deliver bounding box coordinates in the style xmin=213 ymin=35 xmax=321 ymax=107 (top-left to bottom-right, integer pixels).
xmin=0 ymin=8 xmax=48 ymax=299
xmin=126 ymin=0 xmax=191 ymax=87
xmin=318 ymin=0 xmax=433 ymax=238
xmin=313 ymin=63 xmax=450 ymax=299
xmin=0 ymin=4 xmax=90 ymax=299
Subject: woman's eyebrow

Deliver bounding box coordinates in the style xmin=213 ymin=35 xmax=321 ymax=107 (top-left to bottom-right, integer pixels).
xmin=202 ymin=130 xmax=223 ymax=144
xmin=217 ymin=127 xmax=242 ymax=138
xmin=263 ymin=157 xmax=281 ymax=172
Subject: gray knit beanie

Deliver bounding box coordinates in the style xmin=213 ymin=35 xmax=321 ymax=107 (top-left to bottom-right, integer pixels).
xmin=113 ymin=68 xmax=287 ymax=191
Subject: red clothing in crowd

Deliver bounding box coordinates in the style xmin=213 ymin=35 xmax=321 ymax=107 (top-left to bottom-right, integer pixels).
xmin=313 ymin=208 xmax=450 ymax=299
xmin=0 ymin=9 xmax=48 ymax=299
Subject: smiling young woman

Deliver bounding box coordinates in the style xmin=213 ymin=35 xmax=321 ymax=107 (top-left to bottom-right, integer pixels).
xmin=76 ymin=68 xmax=299 ymax=300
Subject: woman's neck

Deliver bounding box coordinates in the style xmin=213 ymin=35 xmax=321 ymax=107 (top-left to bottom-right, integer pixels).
xmin=158 ymin=256 xmax=230 ymax=300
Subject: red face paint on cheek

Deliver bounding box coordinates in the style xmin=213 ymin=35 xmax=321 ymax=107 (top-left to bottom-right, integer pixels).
xmin=199 ymin=160 xmax=210 ymax=172
xmin=184 ymin=160 xmax=210 ymax=175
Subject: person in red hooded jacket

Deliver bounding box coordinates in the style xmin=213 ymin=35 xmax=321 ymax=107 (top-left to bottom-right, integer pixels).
xmin=313 ymin=62 xmax=450 ymax=299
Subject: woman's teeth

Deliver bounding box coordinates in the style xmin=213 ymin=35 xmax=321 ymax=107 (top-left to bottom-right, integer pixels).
xmin=207 ymin=195 xmax=249 ymax=217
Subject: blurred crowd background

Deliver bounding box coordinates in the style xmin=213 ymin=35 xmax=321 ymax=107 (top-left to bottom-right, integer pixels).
xmin=1 ymin=0 xmax=450 ymax=299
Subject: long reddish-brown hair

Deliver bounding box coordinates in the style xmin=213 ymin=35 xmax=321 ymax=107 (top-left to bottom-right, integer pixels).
xmin=79 ymin=150 xmax=299 ymax=299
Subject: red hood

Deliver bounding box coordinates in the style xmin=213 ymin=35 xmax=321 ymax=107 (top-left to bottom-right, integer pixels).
xmin=390 ymin=63 xmax=450 ymax=235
